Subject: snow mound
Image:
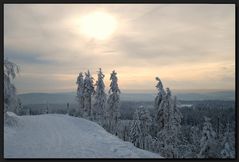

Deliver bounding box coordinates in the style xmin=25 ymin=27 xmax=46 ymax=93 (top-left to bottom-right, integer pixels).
xmin=4 ymin=113 xmax=162 ymax=158
xmin=4 ymin=112 xmax=21 ymax=127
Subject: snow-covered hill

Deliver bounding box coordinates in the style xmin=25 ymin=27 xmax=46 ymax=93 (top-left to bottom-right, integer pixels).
xmin=4 ymin=112 xmax=162 ymax=158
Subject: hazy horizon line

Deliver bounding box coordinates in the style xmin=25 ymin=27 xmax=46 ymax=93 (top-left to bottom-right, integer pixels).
xmin=17 ymin=88 xmax=235 ymax=95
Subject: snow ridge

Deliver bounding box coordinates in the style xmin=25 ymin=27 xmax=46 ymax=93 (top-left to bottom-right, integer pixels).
xmin=4 ymin=112 xmax=162 ymax=158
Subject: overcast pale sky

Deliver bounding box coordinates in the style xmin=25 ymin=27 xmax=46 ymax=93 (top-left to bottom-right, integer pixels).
xmin=4 ymin=4 xmax=235 ymax=94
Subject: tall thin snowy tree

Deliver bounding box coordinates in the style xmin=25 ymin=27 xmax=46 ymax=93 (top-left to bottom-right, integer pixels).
xmin=156 ymin=88 xmax=182 ymax=158
xmin=153 ymin=77 xmax=166 ymax=135
xmin=153 ymin=81 xmax=183 ymax=158
xmin=106 ymin=70 xmax=120 ymax=134
xmin=170 ymin=95 xmax=184 ymax=157
xmin=154 ymin=77 xmax=166 ymax=109
xmin=171 ymin=96 xmax=183 ymax=131
xmin=138 ymin=106 xmax=152 ymax=149
xmin=83 ymin=70 xmax=94 ymax=118
xmin=92 ymin=68 xmax=107 ymax=123
xmin=156 ymin=87 xmax=171 ymax=133
xmin=129 ymin=109 xmax=142 ymax=148
xmin=76 ymin=72 xmax=84 ymax=117
xmin=4 ymin=59 xmax=19 ymax=115
xmin=198 ymin=116 xmax=218 ymax=158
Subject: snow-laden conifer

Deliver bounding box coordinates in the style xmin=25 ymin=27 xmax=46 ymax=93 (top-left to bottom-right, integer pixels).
xmin=83 ymin=70 xmax=94 ymax=118
xmin=138 ymin=106 xmax=152 ymax=149
xmin=4 ymin=59 xmax=19 ymax=115
xmin=198 ymin=116 xmax=217 ymax=158
xmin=92 ymin=68 xmax=106 ymax=123
xmin=106 ymin=70 xmax=120 ymax=134
xmin=171 ymin=96 xmax=183 ymax=130
xmin=76 ymin=72 xmax=84 ymax=117
xmin=130 ymin=106 xmax=152 ymax=150
xmin=154 ymin=77 xmax=166 ymax=111
xmin=155 ymin=85 xmax=183 ymax=158
xmin=129 ymin=109 xmax=141 ymax=148
xmin=153 ymin=77 xmax=166 ymax=135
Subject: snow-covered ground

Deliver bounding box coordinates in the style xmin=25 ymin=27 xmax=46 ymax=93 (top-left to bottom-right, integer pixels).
xmin=4 ymin=112 xmax=162 ymax=158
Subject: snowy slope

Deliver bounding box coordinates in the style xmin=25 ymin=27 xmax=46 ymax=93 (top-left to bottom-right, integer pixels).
xmin=4 ymin=112 xmax=162 ymax=158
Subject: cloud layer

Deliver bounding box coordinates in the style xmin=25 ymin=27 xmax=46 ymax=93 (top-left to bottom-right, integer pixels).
xmin=4 ymin=4 xmax=235 ymax=93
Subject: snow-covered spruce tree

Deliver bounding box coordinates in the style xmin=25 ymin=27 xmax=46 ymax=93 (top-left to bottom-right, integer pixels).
xmin=4 ymin=59 xmax=19 ymax=115
xmin=198 ymin=116 xmax=218 ymax=158
xmin=220 ymin=123 xmax=234 ymax=158
xmin=153 ymin=77 xmax=166 ymax=136
xmin=76 ymin=72 xmax=84 ymax=117
xmin=170 ymin=96 xmax=189 ymax=158
xmin=106 ymin=70 xmax=120 ymax=134
xmin=83 ymin=70 xmax=94 ymax=119
xmin=92 ymin=68 xmax=107 ymax=123
xmin=130 ymin=106 xmax=153 ymax=150
xmin=129 ymin=109 xmax=142 ymax=148
xmin=171 ymin=96 xmax=183 ymax=132
xmin=138 ymin=106 xmax=153 ymax=150
xmin=189 ymin=126 xmax=201 ymax=157
xmin=156 ymin=88 xmax=183 ymax=158
xmin=171 ymin=96 xmax=192 ymax=157
xmin=155 ymin=86 xmax=170 ymax=137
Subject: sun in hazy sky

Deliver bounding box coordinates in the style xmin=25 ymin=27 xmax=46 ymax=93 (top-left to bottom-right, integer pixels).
xmin=77 ymin=11 xmax=118 ymax=40
xmin=4 ymin=4 xmax=235 ymax=93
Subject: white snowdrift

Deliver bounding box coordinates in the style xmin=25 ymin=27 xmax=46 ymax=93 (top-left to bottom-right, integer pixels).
xmin=4 ymin=112 xmax=162 ymax=158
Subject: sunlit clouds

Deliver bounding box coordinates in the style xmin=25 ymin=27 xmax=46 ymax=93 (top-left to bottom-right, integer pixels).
xmin=4 ymin=4 xmax=235 ymax=93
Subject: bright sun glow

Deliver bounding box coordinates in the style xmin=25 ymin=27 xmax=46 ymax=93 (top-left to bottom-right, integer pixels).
xmin=79 ymin=12 xmax=117 ymax=40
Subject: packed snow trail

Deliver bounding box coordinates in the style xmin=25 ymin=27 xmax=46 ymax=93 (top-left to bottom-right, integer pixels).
xmin=4 ymin=112 xmax=162 ymax=158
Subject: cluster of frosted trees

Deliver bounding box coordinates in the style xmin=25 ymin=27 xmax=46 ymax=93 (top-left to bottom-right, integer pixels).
xmin=127 ymin=77 xmax=234 ymax=158
xmin=76 ymin=68 xmax=120 ymax=134
xmin=128 ymin=77 xmax=183 ymax=157
xmin=196 ymin=117 xmax=234 ymax=158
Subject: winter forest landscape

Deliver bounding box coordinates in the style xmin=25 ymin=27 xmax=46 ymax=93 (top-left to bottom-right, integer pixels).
xmin=3 ymin=4 xmax=236 ymax=159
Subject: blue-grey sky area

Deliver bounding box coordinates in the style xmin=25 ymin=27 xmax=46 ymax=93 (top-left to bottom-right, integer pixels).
xmin=4 ymin=4 xmax=235 ymax=94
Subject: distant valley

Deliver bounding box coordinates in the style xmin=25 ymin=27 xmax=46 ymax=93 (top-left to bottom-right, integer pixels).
xmin=18 ymin=90 xmax=235 ymax=105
